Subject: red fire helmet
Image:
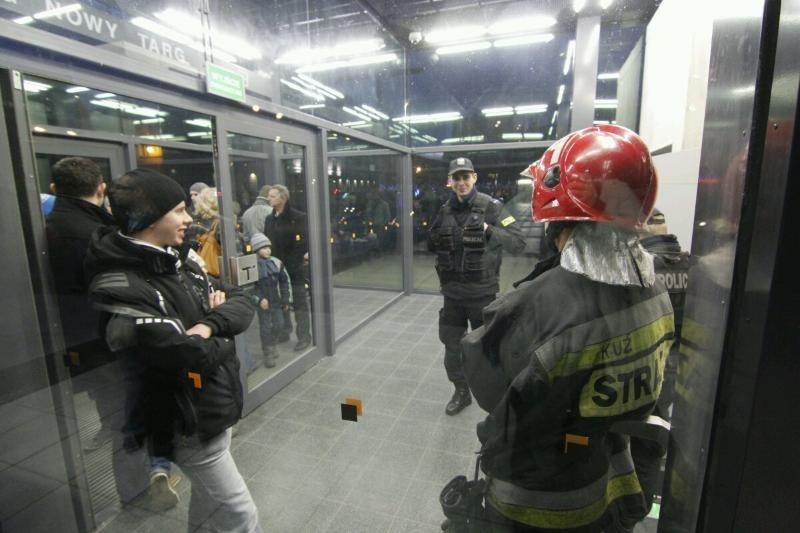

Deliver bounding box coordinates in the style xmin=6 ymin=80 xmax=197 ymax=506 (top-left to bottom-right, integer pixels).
xmin=529 ymin=125 xmax=657 ymax=227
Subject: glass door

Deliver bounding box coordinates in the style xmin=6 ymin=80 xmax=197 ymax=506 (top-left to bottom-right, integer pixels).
xmin=215 ymin=114 xmax=325 ymax=413
xmin=32 ymin=136 xmax=126 ymax=192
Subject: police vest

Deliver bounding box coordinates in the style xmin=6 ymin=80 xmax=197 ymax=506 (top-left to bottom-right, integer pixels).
xmin=432 ymin=194 xmax=492 ymax=284
xmin=652 ymin=252 xmax=689 ymax=337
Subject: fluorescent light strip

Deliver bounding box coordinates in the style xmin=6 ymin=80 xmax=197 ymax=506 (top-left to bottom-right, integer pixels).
xmin=482 ymin=107 xmax=514 ymax=117
xmin=133 ymin=118 xmax=165 ymax=124
xmin=296 ymin=53 xmax=397 ymax=73
xmin=14 ymin=3 xmax=81 ymax=25
xmin=95 ymin=92 xmax=116 ymax=99
xmin=392 ymin=112 xmax=462 ymax=124
xmin=187 ymin=131 xmax=213 ymax=137
xmin=551 ymin=110 xmax=559 ymax=125
xmin=342 ymin=106 xmax=373 ymax=122
xmin=442 ymin=135 xmax=485 ymax=144
xmin=360 ymin=104 xmax=390 ymax=120
xmin=289 ymin=77 xmax=329 ymax=100
xmin=563 ymin=40 xmax=575 ymax=76
xmin=280 ymin=79 xmax=324 ymax=101
xmin=573 ymin=0 xmax=588 ymax=13
xmin=185 ymin=118 xmax=212 ymax=128
xmin=501 ymin=132 xmax=544 ymax=141
xmin=595 ymin=99 xmax=618 ymax=109
xmin=66 ymin=86 xmax=90 ymax=94
xmin=154 ymin=9 xmax=261 ymax=60
xmin=598 ymin=72 xmax=619 ymax=80
xmin=493 ymin=34 xmax=554 ymax=48
xmin=488 ymin=16 xmax=557 ymax=35
xmin=22 ymin=81 xmax=52 ymax=93
xmin=299 ymin=104 xmax=325 ymax=109
xmin=90 ymin=99 xmax=167 ymax=118
xmin=515 ymin=104 xmax=548 ymax=114
xmin=425 ymin=26 xmax=486 ymax=44
xmin=436 ymin=41 xmax=491 ymax=55
xmin=600 ymin=0 xmax=615 ymax=9
xmin=354 ymin=106 xmax=384 ymax=121
xmin=548 ymin=126 xmax=554 ymax=136
xmin=556 ymin=84 xmax=565 ymax=105
xmin=341 ymin=121 xmax=367 ymax=127
xmin=295 ymin=74 xmax=345 ymax=99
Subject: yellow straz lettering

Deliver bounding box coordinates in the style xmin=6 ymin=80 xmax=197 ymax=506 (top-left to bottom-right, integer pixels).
xmin=579 ymin=345 xmax=668 ymax=417
xmin=500 ymin=215 xmax=516 ymax=227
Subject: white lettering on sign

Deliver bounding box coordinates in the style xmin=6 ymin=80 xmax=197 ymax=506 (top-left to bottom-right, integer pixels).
xmin=45 ymin=0 xmax=119 ymax=39
xmin=136 ymin=33 xmax=188 ymax=64
xmin=656 ymin=272 xmax=688 ymax=291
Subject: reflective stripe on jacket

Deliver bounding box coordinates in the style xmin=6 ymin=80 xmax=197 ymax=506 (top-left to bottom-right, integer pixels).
xmin=462 ymin=261 xmax=674 ymax=530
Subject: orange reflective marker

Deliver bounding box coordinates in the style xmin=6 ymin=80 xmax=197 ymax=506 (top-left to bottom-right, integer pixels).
xmin=188 ymin=371 xmax=202 ymax=389
xmin=344 ymin=397 xmax=363 ymax=416
xmin=564 ymin=433 xmax=589 ymax=453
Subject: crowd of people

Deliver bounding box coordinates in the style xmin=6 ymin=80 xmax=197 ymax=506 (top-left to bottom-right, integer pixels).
xmin=42 ymin=124 xmax=688 ymax=532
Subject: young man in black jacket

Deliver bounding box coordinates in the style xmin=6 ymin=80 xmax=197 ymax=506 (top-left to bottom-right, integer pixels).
xmin=86 ymin=169 xmax=261 ymax=531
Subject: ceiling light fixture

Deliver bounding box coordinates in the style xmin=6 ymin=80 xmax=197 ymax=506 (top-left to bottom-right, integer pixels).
xmin=65 ymin=86 xmax=91 ymax=94
xmin=296 ymin=74 xmax=345 ymax=99
xmin=598 ymin=72 xmax=620 ymax=80
xmin=280 ymin=78 xmax=325 ymax=101
xmin=487 ymin=16 xmax=557 ymax=35
xmin=436 ymin=41 xmax=492 ymax=55
xmin=556 ymin=85 xmax=565 ymax=105
xmin=563 ymin=40 xmax=576 ymax=76
xmin=493 ymin=34 xmax=554 ymax=48
xmin=599 ymin=0 xmax=615 ymax=9
xmin=425 ymin=26 xmax=486 ymax=44
xmin=343 ymin=106 xmax=373 ymax=122
xmin=13 ymin=3 xmax=81 ymax=25
xmin=573 ymin=0 xmax=588 ymax=13
xmin=595 ymin=99 xmax=618 ymax=108
xmin=360 ymin=104 xmax=390 ymax=120
xmin=482 ymin=107 xmax=515 ymax=117
xmin=515 ymin=104 xmax=549 ymax=114
xmin=22 ymin=80 xmax=52 ymax=93
xmin=299 ymin=104 xmax=325 ymax=110
xmin=392 ymin=112 xmax=463 ymax=124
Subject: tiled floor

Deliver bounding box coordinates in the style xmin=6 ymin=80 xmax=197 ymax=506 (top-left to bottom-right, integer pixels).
xmin=1 ymin=291 xmax=659 ymax=532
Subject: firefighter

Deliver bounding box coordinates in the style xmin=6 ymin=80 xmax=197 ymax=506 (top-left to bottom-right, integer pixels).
xmin=428 ymin=157 xmax=525 ymax=415
xmin=460 ymin=125 xmax=675 ymax=532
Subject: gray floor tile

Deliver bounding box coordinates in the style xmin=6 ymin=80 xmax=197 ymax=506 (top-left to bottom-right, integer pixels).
xmin=230 ymin=440 xmax=276 ymax=481
xmin=396 ymin=479 xmax=447 ymax=526
xmin=299 ymin=498 xmax=343 ymax=532
xmin=379 ymin=377 xmax=420 ymax=397
xmin=325 ymin=503 xmax=394 ymax=533
xmin=388 ymin=517 xmax=440 ymax=533
xmin=369 ymin=441 xmax=425 ymax=477
xmin=287 ymin=426 xmax=342 ymax=458
xmin=414 ymin=449 xmax=472 ymax=485
xmin=0 ymin=465 xmax=61 ymax=521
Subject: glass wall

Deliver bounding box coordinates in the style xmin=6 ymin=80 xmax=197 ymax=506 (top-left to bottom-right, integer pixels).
xmin=412 ymin=148 xmax=546 ymax=293
xmin=328 ymin=135 xmax=403 ymax=339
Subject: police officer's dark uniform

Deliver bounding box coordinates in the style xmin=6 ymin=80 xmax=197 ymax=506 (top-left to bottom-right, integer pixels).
xmin=455 ymin=126 xmax=674 ymax=532
xmin=428 ymin=157 xmax=525 ymax=415
xmin=630 ymin=210 xmax=690 ymax=511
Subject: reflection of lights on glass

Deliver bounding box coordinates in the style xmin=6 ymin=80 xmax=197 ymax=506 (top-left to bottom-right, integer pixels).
xmin=249 ymin=173 xmax=257 ymax=182
xmin=352 ymin=233 xmax=356 ymax=239
xmin=415 ymin=166 xmax=422 ymax=174
xmin=66 ymin=130 xmax=77 ymax=136
xmin=698 ymin=221 xmax=707 ymax=227
xmin=275 ymin=136 xmax=281 ymax=142
xmin=33 ymin=126 xmax=47 ymax=133
xmin=275 ymin=113 xmax=283 ymax=119
xmin=252 ymin=105 xmax=260 ymax=112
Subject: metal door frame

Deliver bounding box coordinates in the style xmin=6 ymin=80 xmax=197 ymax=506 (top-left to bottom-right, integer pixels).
xmin=32 ymin=136 xmax=128 ymax=183
xmin=215 ymin=111 xmax=332 ymax=415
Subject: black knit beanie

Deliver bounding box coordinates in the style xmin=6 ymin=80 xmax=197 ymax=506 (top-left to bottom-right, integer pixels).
xmin=108 ymin=168 xmax=188 ymax=235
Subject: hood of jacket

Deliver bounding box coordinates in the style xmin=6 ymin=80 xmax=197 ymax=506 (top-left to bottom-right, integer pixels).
xmin=85 ymin=225 xmax=181 ymax=281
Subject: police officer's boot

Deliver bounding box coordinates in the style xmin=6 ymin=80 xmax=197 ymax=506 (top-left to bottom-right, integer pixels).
xmin=445 ymin=384 xmax=472 ymax=416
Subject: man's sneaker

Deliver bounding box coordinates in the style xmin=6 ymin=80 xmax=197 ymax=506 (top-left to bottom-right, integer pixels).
xmin=445 ymin=387 xmax=472 ymax=416
xmin=143 ymin=471 xmax=180 ymax=512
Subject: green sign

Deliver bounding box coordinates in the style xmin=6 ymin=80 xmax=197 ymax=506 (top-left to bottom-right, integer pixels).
xmin=206 ymin=63 xmax=246 ymax=103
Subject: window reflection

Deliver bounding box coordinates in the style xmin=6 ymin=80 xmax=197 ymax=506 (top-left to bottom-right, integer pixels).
xmin=413 ymin=149 xmax=545 ymax=293
xmin=328 ymin=136 xmax=403 ymax=338
xmin=24 ymin=75 xmax=214 ymax=145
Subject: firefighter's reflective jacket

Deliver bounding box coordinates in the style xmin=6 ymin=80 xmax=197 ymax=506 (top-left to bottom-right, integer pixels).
xmin=428 ymin=189 xmax=525 ymax=300
xmin=462 ymin=258 xmax=675 ymax=531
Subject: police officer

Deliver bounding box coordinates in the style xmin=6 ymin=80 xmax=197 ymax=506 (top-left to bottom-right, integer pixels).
xmin=428 ymin=157 xmax=525 ymax=416
xmin=459 ymin=125 xmax=675 ymax=532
